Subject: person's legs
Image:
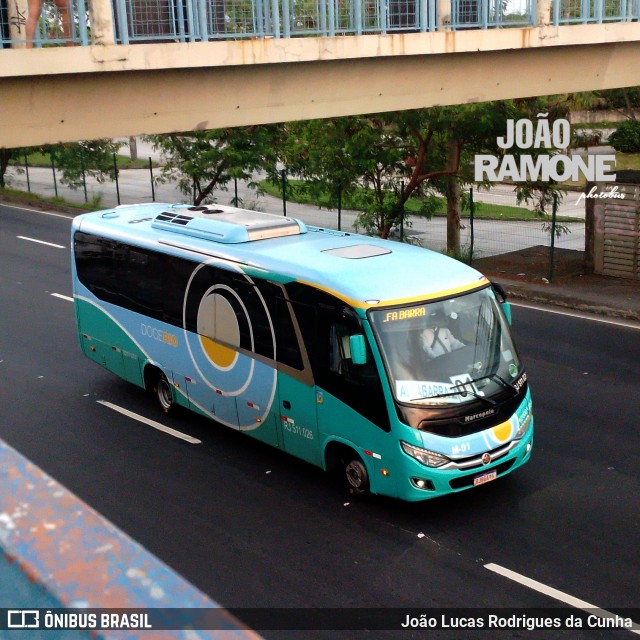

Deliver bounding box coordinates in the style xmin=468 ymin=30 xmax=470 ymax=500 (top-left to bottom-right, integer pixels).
xmin=52 ymin=0 xmax=73 ymax=44
xmin=24 ymin=0 xmax=43 ymax=48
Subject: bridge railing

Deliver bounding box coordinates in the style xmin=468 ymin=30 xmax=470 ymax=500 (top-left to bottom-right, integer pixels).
xmin=0 ymin=0 xmax=638 ymax=48
xmin=552 ymin=0 xmax=640 ymax=23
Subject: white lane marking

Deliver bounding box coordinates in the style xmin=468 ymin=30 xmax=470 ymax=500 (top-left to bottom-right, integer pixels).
xmin=51 ymin=293 xmax=74 ymax=302
xmin=485 ymin=563 xmax=640 ymax=635
xmin=512 ymin=301 xmax=640 ymax=331
xmin=17 ymin=235 xmax=66 ymax=249
xmin=97 ymin=400 xmax=201 ymax=445
xmin=2 ymin=202 xmax=75 ymax=219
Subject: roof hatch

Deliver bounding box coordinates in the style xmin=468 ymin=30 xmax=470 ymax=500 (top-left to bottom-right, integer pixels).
xmin=322 ymin=244 xmax=391 ymax=259
xmin=151 ymin=205 xmax=307 ymax=243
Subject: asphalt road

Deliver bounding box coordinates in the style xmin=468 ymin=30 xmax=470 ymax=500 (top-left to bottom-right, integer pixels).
xmin=1 ymin=202 xmax=638 ymax=639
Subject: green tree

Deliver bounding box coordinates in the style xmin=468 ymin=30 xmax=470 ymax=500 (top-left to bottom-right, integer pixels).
xmin=277 ymin=106 xmax=508 ymax=248
xmin=593 ymin=87 xmax=640 ymax=121
xmin=275 ymin=118 xmax=363 ymax=219
xmin=508 ymin=95 xmax=575 ymax=220
xmin=278 ymin=98 xmax=576 ymax=251
xmin=146 ymin=127 xmax=279 ymax=206
xmin=0 ymin=148 xmax=17 ymax=189
xmin=394 ymin=104 xmax=510 ymax=251
xmin=1 ymin=140 xmax=121 ymax=191
xmin=42 ymin=139 xmax=123 ymax=189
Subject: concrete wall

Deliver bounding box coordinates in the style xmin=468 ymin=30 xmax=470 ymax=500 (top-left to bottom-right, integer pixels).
xmin=572 ymin=109 xmax=640 ymax=124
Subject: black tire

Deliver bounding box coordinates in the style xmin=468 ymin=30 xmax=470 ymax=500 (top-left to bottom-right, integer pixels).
xmin=344 ymin=456 xmax=370 ymax=497
xmin=154 ymin=371 xmax=175 ymax=415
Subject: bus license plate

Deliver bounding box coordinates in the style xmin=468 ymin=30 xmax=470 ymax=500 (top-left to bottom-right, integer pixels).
xmin=473 ymin=470 xmax=497 ymax=486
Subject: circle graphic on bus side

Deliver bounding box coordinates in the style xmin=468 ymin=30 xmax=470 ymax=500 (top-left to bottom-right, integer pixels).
xmin=197 ymin=287 xmax=242 ymax=371
xmin=182 ymin=260 xmax=277 ymax=430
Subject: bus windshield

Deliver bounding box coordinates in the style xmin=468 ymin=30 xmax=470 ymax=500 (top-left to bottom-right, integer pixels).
xmin=369 ymin=287 xmax=522 ymax=406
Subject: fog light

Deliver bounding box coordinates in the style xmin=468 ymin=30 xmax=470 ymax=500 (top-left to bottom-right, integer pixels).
xmin=526 ymin=443 xmax=532 ymax=454
xmin=410 ymin=477 xmax=435 ymax=491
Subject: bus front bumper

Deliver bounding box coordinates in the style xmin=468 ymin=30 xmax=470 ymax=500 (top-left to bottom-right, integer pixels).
xmin=398 ymin=423 xmax=534 ymax=502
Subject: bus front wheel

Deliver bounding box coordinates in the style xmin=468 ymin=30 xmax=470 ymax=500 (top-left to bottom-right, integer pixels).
xmin=345 ymin=457 xmax=370 ymax=497
xmin=154 ymin=371 xmax=175 ymax=415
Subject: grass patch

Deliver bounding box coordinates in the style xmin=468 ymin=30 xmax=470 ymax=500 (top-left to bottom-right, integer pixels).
xmin=259 ymin=179 xmax=579 ymax=222
xmin=10 ymin=152 xmax=157 ymax=170
xmin=561 ymin=152 xmax=640 ymax=189
xmin=0 ymin=187 xmax=99 ymax=212
xmin=615 ymin=152 xmax=640 ymax=171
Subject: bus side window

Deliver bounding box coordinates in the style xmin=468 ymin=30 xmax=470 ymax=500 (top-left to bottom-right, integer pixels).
xmin=325 ymin=313 xmax=390 ymax=432
xmin=286 ymin=282 xmax=389 ymax=431
xmin=329 ymin=322 xmax=368 ymax=378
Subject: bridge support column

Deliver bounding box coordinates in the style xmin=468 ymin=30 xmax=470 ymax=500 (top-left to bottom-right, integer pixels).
xmin=437 ymin=0 xmax=451 ymax=28
xmin=89 ymin=0 xmax=117 ymax=45
xmin=7 ymin=0 xmax=29 ymax=48
xmin=536 ymin=0 xmax=552 ymax=25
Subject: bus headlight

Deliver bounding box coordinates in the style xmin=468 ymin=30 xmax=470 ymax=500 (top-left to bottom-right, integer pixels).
xmin=514 ymin=414 xmax=532 ymax=440
xmin=401 ymin=441 xmax=450 ymax=468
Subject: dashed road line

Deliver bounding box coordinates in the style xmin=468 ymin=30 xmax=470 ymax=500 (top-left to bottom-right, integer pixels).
xmin=485 ymin=563 xmax=640 ymax=635
xmin=511 ymin=301 xmax=640 ymax=330
xmin=3 ymin=202 xmax=74 ymax=219
xmin=51 ymin=293 xmax=74 ymax=302
xmin=17 ymin=235 xmax=66 ymax=249
xmin=97 ymin=400 xmax=202 ymax=444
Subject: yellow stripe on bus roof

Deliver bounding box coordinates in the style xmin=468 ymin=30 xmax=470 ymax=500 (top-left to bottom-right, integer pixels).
xmin=298 ymin=277 xmax=491 ymax=310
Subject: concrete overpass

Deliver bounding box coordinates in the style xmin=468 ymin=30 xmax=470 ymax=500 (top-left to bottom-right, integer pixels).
xmin=1 ymin=0 xmax=640 ymax=147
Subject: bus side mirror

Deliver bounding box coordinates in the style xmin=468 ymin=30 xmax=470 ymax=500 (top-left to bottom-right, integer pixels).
xmin=502 ymin=302 xmax=512 ymax=325
xmin=491 ymin=282 xmax=512 ymax=325
xmin=349 ymin=334 xmax=367 ymax=365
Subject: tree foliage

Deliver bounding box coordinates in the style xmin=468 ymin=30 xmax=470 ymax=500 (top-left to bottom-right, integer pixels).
xmin=276 ymin=104 xmax=509 ymax=247
xmin=42 ymin=140 xmax=123 ymax=189
xmin=508 ymin=95 xmax=575 ymax=219
xmin=145 ymin=127 xmax=279 ymax=206
xmin=274 ymin=96 xmax=580 ymax=250
xmin=592 ymin=88 xmax=640 ymax=121
xmin=0 ymin=140 xmax=122 ymax=191
xmin=608 ymin=119 xmax=640 ymax=153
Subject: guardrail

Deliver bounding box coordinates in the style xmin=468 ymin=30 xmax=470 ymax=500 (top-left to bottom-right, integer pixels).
xmin=0 ymin=0 xmax=638 ymax=49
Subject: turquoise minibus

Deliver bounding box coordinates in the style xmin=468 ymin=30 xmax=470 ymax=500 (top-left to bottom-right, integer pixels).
xmin=71 ymin=203 xmax=533 ymax=501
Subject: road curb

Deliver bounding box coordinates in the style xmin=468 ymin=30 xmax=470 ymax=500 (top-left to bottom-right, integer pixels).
xmin=496 ymin=280 xmax=640 ymax=322
xmin=0 ymin=192 xmax=89 ymax=216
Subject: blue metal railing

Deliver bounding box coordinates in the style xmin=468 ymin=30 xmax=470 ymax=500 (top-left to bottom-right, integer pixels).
xmin=551 ymin=0 xmax=639 ymax=22
xmin=0 ymin=0 xmax=637 ymax=48
xmin=109 ymin=0 xmax=534 ymax=44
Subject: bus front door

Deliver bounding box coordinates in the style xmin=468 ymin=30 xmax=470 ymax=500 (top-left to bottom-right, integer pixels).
xmin=277 ymin=374 xmax=320 ymax=466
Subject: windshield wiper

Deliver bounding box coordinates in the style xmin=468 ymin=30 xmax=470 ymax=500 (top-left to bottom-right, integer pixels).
xmin=471 ymin=372 xmax=518 ymax=394
xmin=408 ymin=385 xmax=496 ymax=406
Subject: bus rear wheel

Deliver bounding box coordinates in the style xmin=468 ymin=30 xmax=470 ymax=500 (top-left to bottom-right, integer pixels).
xmin=154 ymin=371 xmax=175 ymax=415
xmin=344 ymin=457 xmax=370 ymax=497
